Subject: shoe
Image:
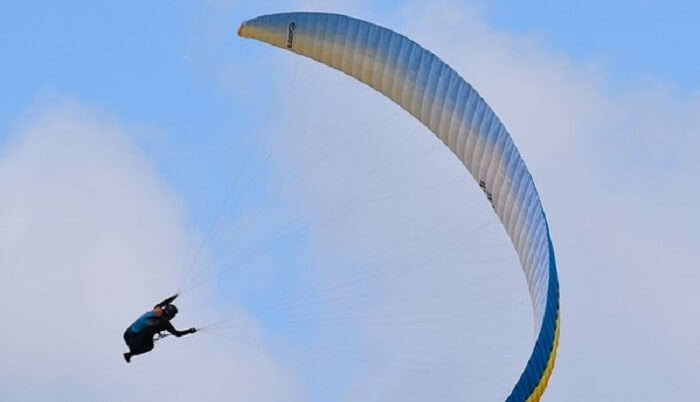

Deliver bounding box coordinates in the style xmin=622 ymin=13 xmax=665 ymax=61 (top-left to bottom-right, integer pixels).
xmin=123 ymin=353 xmax=131 ymax=363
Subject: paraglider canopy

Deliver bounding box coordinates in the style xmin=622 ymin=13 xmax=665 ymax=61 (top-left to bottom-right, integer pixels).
xmin=238 ymin=12 xmax=560 ymax=401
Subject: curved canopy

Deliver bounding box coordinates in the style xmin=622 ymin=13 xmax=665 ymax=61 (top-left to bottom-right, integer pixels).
xmin=239 ymin=12 xmax=559 ymax=401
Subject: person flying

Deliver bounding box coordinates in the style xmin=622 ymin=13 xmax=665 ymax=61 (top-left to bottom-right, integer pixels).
xmin=123 ymin=294 xmax=197 ymax=363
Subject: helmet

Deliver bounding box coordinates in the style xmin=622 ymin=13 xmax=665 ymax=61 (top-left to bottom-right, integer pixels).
xmin=163 ymin=304 xmax=178 ymax=319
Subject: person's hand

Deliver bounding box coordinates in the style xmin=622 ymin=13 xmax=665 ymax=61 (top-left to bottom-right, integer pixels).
xmin=188 ymin=328 xmax=198 ymax=334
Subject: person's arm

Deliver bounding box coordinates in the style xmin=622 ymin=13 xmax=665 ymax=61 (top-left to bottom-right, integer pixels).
xmin=154 ymin=294 xmax=178 ymax=309
xmin=163 ymin=320 xmax=197 ymax=337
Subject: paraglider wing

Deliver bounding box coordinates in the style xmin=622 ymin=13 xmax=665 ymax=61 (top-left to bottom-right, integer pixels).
xmin=238 ymin=12 xmax=559 ymax=402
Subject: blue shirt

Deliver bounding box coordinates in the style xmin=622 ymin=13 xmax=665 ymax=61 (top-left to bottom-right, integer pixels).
xmin=128 ymin=311 xmax=158 ymax=334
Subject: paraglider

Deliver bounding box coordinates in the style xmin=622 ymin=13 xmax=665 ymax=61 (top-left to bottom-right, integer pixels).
xmin=238 ymin=12 xmax=560 ymax=401
xmin=122 ymin=294 xmax=197 ymax=363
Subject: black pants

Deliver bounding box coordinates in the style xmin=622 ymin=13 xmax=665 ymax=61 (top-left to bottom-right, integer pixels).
xmin=123 ymin=329 xmax=154 ymax=356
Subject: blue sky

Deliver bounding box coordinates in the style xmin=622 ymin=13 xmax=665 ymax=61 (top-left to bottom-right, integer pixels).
xmin=3 ymin=0 xmax=697 ymax=212
xmin=482 ymin=1 xmax=700 ymax=91
xmin=1 ymin=1 xmax=699 ymax=401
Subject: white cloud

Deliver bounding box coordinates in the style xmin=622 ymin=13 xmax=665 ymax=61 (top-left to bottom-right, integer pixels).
xmin=0 ymin=100 xmax=299 ymax=402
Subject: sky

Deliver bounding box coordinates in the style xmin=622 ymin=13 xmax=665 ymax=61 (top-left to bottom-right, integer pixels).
xmin=1 ymin=1 xmax=699 ymax=401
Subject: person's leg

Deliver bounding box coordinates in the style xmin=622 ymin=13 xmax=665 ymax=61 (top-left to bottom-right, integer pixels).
xmin=124 ymin=334 xmax=154 ymax=363
xmin=123 ymin=330 xmax=136 ymax=362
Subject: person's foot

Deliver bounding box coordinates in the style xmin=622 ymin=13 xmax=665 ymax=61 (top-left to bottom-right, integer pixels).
xmin=123 ymin=353 xmax=131 ymax=363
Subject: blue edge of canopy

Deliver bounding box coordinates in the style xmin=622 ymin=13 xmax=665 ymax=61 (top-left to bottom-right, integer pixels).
xmin=506 ymin=218 xmax=560 ymax=401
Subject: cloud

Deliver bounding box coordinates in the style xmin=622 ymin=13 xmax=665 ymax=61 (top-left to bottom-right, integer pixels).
xmin=4 ymin=2 xmax=698 ymax=401
xmin=0 ymin=100 xmax=299 ymax=402
xmin=243 ymin=1 xmax=700 ymax=400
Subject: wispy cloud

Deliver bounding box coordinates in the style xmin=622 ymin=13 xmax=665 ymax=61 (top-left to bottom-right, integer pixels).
xmin=246 ymin=1 xmax=700 ymax=400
